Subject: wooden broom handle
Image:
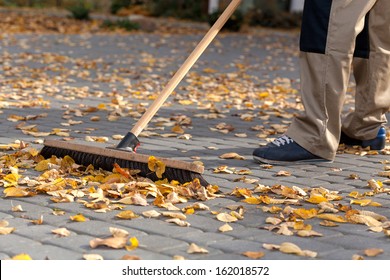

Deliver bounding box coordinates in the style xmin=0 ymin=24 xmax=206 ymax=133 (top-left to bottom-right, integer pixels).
xmin=130 ymin=0 xmax=242 ymax=136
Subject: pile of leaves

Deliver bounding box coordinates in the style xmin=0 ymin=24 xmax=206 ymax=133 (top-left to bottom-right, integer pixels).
xmin=1 ymin=141 xmax=390 ymax=260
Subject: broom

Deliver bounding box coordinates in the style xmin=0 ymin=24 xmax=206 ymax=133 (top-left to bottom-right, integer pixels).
xmin=40 ymin=0 xmax=242 ymax=186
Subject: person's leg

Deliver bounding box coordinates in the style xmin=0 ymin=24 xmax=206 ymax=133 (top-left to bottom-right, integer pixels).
xmin=342 ymin=0 xmax=390 ymax=141
xmin=253 ymin=0 xmax=378 ymax=164
xmin=286 ymin=0 xmax=377 ymax=160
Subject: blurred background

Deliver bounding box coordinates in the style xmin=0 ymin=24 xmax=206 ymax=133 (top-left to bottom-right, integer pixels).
xmin=0 ymin=0 xmax=304 ymax=30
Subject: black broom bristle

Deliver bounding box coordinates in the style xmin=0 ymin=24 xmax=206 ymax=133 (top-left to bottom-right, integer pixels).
xmin=40 ymin=145 xmax=209 ymax=186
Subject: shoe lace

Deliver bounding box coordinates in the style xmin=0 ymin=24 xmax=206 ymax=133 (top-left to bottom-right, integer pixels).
xmin=272 ymin=135 xmax=294 ymax=147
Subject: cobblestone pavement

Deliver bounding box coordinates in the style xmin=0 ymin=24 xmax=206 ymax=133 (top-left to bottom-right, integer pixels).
xmin=1 ymin=27 xmax=390 ymax=261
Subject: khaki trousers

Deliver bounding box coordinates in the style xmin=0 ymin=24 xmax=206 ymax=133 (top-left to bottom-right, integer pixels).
xmin=287 ymin=0 xmax=390 ymax=160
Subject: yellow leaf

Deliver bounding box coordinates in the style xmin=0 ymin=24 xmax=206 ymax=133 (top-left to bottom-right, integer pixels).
xmin=293 ymin=208 xmax=318 ymax=220
xmin=4 ymin=187 xmax=32 ymax=197
xmin=11 ymin=254 xmax=32 ymax=260
xmin=35 ymin=159 xmax=49 ymax=172
xmin=2 ymin=173 xmax=21 ymax=187
xmin=148 ymin=156 xmax=166 ymax=178
xmin=316 ymin=213 xmax=347 ymax=223
xmin=126 ymin=237 xmax=139 ymax=251
xmin=306 ymin=194 xmax=328 ymax=204
xmin=116 ymin=210 xmax=139 ymax=220
xmin=242 ymin=251 xmax=265 ymax=259
xmin=350 ymin=199 xmax=372 ymax=207
xmin=70 ymin=214 xmax=88 ymax=222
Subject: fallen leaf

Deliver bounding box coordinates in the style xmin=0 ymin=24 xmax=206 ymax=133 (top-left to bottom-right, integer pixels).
xmin=11 ymin=254 xmax=32 ymax=260
xmin=316 ymin=213 xmax=347 ymax=223
xmin=219 ymin=223 xmax=233 ymax=232
xmin=142 ymin=210 xmax=161 ymax=218
xmin=90 ymin=237 xmax=127 ymax=249
xmin=125 ymin=237 xmax=139 ymax=251
xmin=51 ymin=228 xmax=71 ymax=237
xmin=364 ymin=248 xmax=384 ymax=257
xmin=219 ymin=152 xmax=245 ymax=160
xmin=11 ymin=204 xmax=24 ymax=212
xmin=216 ymin=213 xmax=238 ymax=223
xmin=116 ymin=210 xmax=139 ymax=220
xmin=83 ymin=254 xmax=104 ymax=260
xmin=109 ymin=227 xmax=129 ymax=238
xmin=297 ymin=230 xmax=323 ymax=237
xmin=70 ymin=213 xmax=88 ymax=222
xmin=162 ymin=212 xmax=187 ymax=220
xmin=242 ymin=251 xmax=265 ymax=259
xmin=166 ymin=218 xmax=190 ymax=227
xmin=187 ymin=243 xmax=208 ymax=254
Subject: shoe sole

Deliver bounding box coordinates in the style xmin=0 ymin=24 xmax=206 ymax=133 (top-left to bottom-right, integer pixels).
xmin=253 ymin=156 xmax=333 ymax=166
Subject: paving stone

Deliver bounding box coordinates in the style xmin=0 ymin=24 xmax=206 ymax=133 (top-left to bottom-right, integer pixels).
xmin=137 ymin=234 xmax=189 ymax=253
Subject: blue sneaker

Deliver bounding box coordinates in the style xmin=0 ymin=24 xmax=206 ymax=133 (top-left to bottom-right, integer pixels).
xmin=340 ymin=127 xmax=386 ymax=150
xmin=253 ymin=135 xmax=332 ymax=165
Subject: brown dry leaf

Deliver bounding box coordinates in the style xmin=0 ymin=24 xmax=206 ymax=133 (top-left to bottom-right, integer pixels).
xmin=219 ymin=223 xmax=233 ymax=232
xmin=364 ymin=248 xmax=384 ymax=257
xmin=352 ymin=254 xmax=364 ymax=260
xmin=219 ymin=152 xmax=245 ymax=160
xmin=319 ymin=220 xmax=339 ymax=227
xmin=83 ymin=254 xmax=104 ymax=260
xmin=142 ymin=210 xmax=161 ymax=218
xmin=279 ymin=242 xmax=303 ymax=255
xmin=265 ymin=217 xmax=283 ymax=225
xmin=109 ymin=227 xmax=129 ymax=238
xmin=90 ymin=236 xmax=128 ymax=249
xmin=0 ymin=226 xmax=16 ymax=235
xmin=11 ymin=204 xmax=24 ymax=212
xmin=216 ymin=213 xmax=238 ymax=223
xmin=297 ymin=230 xmax=323 ymax=237
xmin=242 ymin=251 xmax=265 ymax=259
xmin=166 ymin=218 xmax=191 ymax=227
xmin=51 ymin=228 xmax=71 ymax=237
xmin=277 ymin=224 xmax=294 ymax=236
xmin=187 ymin=243 xmax=209 ymax=254
xmin=31 ymin=215 xmax=44 ymax=225
xmin=279 ymin=242 xmax=317 ymax=258
xmin=116 ymin=210 xmax=139 ymax=220
xmin=263 ymin=243 xmax=280 ymax=250
xmin=162 ymin=212 xmax=187 ymax=220
xmin=348 ymin=214 xmax=382 ymax=227
xmin=121 ymin=255 xmax=141 ymax=260
xmin=316 ymin=213 xmax=347 ymax=223
xmin=276 ymin=170 xmax=292 ymax=177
